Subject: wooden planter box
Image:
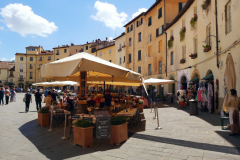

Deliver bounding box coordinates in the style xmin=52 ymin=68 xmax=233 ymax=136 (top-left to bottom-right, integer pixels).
xmin=204 ymin=47 xmax=211 ymax=52
xmin=38 ymin=113 xmax=50 ymax=127
xmin=138 ymin=104 xmax=143 ymax=112
xmin=110 ymin=122 xmax=128 ymax=145
xmin=73 ymin=126 xmax=94 ymax=148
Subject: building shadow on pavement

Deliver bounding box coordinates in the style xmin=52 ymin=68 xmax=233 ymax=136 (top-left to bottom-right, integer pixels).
xmin=18 ymin=118 xmax=141 ymax=160
xmin=132 ymin=133 xmax=240 ymax=155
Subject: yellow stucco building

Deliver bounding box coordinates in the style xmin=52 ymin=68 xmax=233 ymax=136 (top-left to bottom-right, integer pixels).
xmin=53 ymin=43 xmax=83 ymax=60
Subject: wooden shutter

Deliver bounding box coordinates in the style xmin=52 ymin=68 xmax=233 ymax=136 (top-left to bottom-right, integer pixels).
xmin=141 ymin=18 xmax=143 ymax=25
xmin=156 ymin=28 xmax=159 ymax=37
xmin=179 ymin=3 xmax=182 ymax=13
xmin=137 ymin=21 xmax=139 ymax=27
xmin=158 ymin=8 xmax=162 ymax=19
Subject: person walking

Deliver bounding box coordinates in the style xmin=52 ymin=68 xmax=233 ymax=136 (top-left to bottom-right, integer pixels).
xmin=21 ymin=87 xmax=23 ymax=93
xmin=25 ymin=89 xmax=32 ymax=112
xmin=0 ymin=88 xmax=4 ymax=105
xmin=35 ymin=88 xmax=42 ymax=111
xmin=29 ymin=86 xmax=33 ymax=95
xmin=104 ymin=89 xmax=112 ymax=112
xmin=4 ymin=87 xmax=10 ymax=105
xmin=51 ymin=89 xmax=57 ymax=102
xmin=44 ymin=91 xmax=52 ymax=110
xmin=44 ymin=88 xmax=49 ymax=97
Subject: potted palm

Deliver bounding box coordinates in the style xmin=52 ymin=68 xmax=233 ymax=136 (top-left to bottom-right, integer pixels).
xmin=73 ymin=119 xmax=94 ymax=148
xmin=38 ymin=107 xmax=50 ymax=127
xmin=110 ymin=116 xmax=128 ymax=145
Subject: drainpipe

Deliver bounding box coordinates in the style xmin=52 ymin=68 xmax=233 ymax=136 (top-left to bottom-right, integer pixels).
xmin=133 ymin=23 xmax=135 ymax=71
xmin=215 ymin=0 xmax=219 ymax=68
xmin=164 ymin=0 xmax=167 ymax=77
xmin=164 ymin=31 xmax=168 ymax=77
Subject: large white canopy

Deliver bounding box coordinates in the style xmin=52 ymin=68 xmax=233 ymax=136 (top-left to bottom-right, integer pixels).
xmin=33 ymin=81 xmax=79 ymax=87
xmin=41 ymin=52 xmax=142 ymax=83
xmin=144 ymin=78 xmax=174 ymax=85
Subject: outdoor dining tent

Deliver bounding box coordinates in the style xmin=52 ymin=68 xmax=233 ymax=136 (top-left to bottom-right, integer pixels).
xmin=33 ymin=81 xmax=79 ymax=87
xmin=41 ymin=52 xmax=142 ymax=83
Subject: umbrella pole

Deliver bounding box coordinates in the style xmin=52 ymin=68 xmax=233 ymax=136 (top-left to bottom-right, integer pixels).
xmin=155 ymin=106 xmax=162 ymax=130
xmin=150 ymin=99 xmax=154 ymax=113
xmin=104 ymin=81 xmax=105 ymax=94
xmin=48 ymin=109 xmax=54 ymax=132
xmin=153 ymin=102 xmax=157 ymax=119
xmin=61 ymin=112 xmax=68 ymax=140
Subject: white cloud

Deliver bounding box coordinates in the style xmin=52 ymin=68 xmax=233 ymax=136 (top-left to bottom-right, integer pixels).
xmin=91 ymin=1 xmax=128 ymax=30
xmin=10 ymin=57 xmax=15 ymax=61
xmin=0 ymin=26 xmax=4 ymax=30
xmin=0 ymin=3 xmax=58 ymax=37
xmin=0 ymin=58 xmax=7 ymax=61
xmin=108 ymin=37 xmax=113 ymax=41
xmin=131 ymin=8 xmax=147 ymax=19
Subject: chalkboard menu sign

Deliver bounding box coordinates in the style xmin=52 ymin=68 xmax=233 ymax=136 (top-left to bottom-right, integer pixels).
xmin=96 ymin=117 xmax=110 ymax=139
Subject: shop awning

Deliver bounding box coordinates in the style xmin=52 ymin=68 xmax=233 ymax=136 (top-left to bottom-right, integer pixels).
xmin=201 ymin=74 xmax=213 ymax=80
xmin=190 ymin=77 xmax=199 ymax=82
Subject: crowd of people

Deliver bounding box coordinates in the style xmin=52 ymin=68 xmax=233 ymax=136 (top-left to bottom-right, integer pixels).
xmin=0 ymin=87 xmax=16 ymax=106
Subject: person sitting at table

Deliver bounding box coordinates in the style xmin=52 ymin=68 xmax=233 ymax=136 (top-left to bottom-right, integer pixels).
xmin=88 ymin=96 xmax=96 ymax=107
xmin=63 ymin=93 xmax=67 ymax=103
xmin=44 ymin=91 xmax=52 ymax=110
xmin=65 ymin=97 xmax=74 ymax=114
xmin=57 ymin=99 xmax=65 ymax=109
xmin=94 ymin=95 xmax=101 ymax=107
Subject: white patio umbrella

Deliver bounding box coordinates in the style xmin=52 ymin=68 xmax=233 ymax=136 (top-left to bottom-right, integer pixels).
xmin=144 ymin=78 xmax=174 ymax=85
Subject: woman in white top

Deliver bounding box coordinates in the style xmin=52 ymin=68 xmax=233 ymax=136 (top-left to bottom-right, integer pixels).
xmin=228 ymin=89 xmax=240 ymax=136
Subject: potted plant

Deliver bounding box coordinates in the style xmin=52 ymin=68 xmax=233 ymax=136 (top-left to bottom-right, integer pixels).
xmin=110 ymin=116 xmax=129 ymax=145
xmin=38 ymin=107 xmax=50 ymax=127
xmin=203 ymin=44 xmax=211 ymax=52
xmin=180 ymin=59 xmax=186 ymax=64
xmin=179 ymin=27 xmax=186 ymax=41
xmin=189 ymin=53 xmax=198 ymax=59
xmin=73 ymin=119 xmax=94 ymax=148
xmin=162 ymin=95 xmax=166 ymax=104
xmin=168 ymin=39 xmax=173 ymax=49
xmin=170 ymin=36 xmax=174 ymax=41
xmin=190 ymin=14 xmax=198 ymax=30
xmin=138 ymin=99 xmax=144 ymax=112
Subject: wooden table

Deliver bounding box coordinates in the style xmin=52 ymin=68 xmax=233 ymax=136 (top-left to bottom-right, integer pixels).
xmin=116 ymin=108 xmax=137 ymax=117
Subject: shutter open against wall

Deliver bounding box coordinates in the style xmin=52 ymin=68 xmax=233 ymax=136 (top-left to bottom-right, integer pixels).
xmin=141 ymin=18 xmax=143 ymax=25
xmin=179 ymin=2 xmax=183 ymax=13
xmin=156 ymin=28 xmax=159 ymax=37
xmin=137 ymin=21 xmax=139 ymax=27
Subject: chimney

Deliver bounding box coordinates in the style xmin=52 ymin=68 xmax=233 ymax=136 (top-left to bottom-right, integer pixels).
xmin=71 ymin=43 xmax=74 ymax=46
xmin=106 ymin=37 xmax=108 ymax=40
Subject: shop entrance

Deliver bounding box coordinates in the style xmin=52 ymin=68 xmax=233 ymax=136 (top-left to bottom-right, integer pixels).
xmin=181 ymin=75 xmax=187 ymax=90
xmin=169 ymin=76 xmax=175 ymax=94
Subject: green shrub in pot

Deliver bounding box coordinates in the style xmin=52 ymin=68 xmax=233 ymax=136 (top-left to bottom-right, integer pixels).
xmin=74 ymin=119 xmax=92 ymax=128
xmin=111 ymin=116 xmax=128 ymax=126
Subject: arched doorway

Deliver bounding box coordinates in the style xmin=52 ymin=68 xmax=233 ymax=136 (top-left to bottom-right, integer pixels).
xmin=169 ymin=75 xmax=175 ymax=94
xmin=158 ymin=76 xmax=164 ymax=97
xmin=18 ymin=83 xmax=24 ymax=89
xmin=181 ymin=75 xmax=187 ymax=89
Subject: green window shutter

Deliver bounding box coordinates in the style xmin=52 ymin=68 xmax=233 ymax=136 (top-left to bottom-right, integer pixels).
xmin=179 ymin=2 xmax=182 ymax=12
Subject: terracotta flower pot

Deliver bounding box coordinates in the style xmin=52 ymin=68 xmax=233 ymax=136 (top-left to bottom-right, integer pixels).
xmin=138 ymin=104 xmax=144 ymax=112
xmin=73 ymin=126 xmax=94 ymax=148
xmin=38 ymin=113 xmax=50 ymax=127
xmin=110 ymin=122 xmax=128 ymax=145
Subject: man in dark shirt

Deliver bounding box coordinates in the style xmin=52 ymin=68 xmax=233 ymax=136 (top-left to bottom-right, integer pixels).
xmin=0 ymin=88 xmax=4 ymax=106
xmin=104 ymin=89 xmax=112 ymax=112
xmin=51 ymin=89 xmax=57 ymax=102
xmin=66 ymin=97 xmax=74 ymax=114
xmin=35 ymin=88 xmax=42 ymax=111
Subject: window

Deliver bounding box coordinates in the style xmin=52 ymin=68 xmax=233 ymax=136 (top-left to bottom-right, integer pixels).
xmin=138 ymin=50 xmax=141 ymax=60
xmin=206 ymin=24 xmax=211 ymax=46
xmin=86 ymin=46 xmax=88 ymax=50
xmin=138 ymin=67 xmax=141 ymax=73
xmin=19 ymin=73 xmax=23 ymax=79
xmin=148 ymin=46 xmax=152 ymax=57
xmin=20 ymin=64 xmax=23 ymax=72
xmin=109 ymin=49 xmax=112 ymax=54
xmin=136 ymin=21 xmax=139 ymax=27
xmin=57 ymin=50 xmax=59 ymax=53
xmin=109 ymin=60 xmax=112 ymax=62
xmin=171 ymin=52 xmax=174 ymax=65
xmin=123 ymin=56 xmax=125 ymax=62
xmin=57 ymin=59 xmax=59 ymax=60
xmin=159 ymin=61 xmax=162 ymax=74
xmin=129 ymin=54 xmax=131 ymax=63
xmin=120 ymin=58 xmax=122 ymax=65
xmin=156 ymin=25 xmax=164 ymax=37
xmin=158 ymin=8 xmax=162 ymax=19
xmin=76 ymin=49 xmax=77 ymax=52
xmin=39 ymin=57 xmax=42 ymax=61
xmin=30 ymin=57 xmax=33 ymax=61
xmin=179 ymin=3 xmax=186 ymax=12
xmin=20 ymin=57 xmax=23 ymax=61
xmin=10 ymin=79 xmax=13 ymax=82
xmin=182 ymin=45 xmax=186 ymax=60
xmin=129 ymin=38 xmax=132 ymax=46
xmin=30 ymin=72 xmax=32 ymax=79
xmin=119 ymin=44 xmax=122 ymax=49
xmin=64 ymin=49 xmax=67 ymax=53
xmin=182 ymin=19 xmax=185 ymax=28
xmin=194 ymin=6 xmax=197 ymax=15
xmin=91 ymin=48 xmax=96 ymax=53
xmin=138 ymin=32 xmax=141 ymax=42
xmin=170 ymin=30 xmax=174 ymax=37
xmin=39 ymin=64 xmax=42 ymax=69
xmin=130 ymin=25 xmax=133 ymax=31
xmin=194 ymin=37 xmax=198 ymax=53
xmin=148 ymin=17 xmax=152 ymax=26
xmin=148 ymin=64 xmax=152 ymax=75
xmin=28 ymin=48 xmax=35 ymax=51
xmin=225 ymin=1 xmax=232 ymax=34
xmin=30 ymin=64 xmax=33 ymax=69
xmin=127 ymin=27 xmax=129 ymax=33
xmin=100 ymin=52 xmax=102 ymax=56
xmin=149 ymin=34 xmax=152 ymax=42
xmin=140 ymin=18 xmax=143 ymax=25
xmin=158 ymin=40 xmax=162 ymax=53
xmin=48 ymin=56 xmax=51 ymax=60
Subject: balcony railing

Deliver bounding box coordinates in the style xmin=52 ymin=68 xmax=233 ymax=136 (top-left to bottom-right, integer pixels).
xmin=39 ymin=59 xmax=42 ymax=61
xmin=9 ymin=75 xmax=14 ymax=77
xmin=118 ymin=48 xmax=122 ymax=52
xmin=18 ymin=78 xmax=24 ymax=81
xmin=56 ymin=53 xmax=59 ymax=55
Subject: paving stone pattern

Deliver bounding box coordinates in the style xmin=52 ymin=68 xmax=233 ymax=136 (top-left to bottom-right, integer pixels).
xmin=0 ymin=93 xmax=240 ymax=160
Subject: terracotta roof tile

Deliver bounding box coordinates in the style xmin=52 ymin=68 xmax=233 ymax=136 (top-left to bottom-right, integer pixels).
xmin=0 ymin=61 xmax=15 ymax=69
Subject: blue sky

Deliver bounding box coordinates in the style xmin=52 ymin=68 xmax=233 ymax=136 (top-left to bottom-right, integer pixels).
xmin=0 ymin=0 xmax=155 ymax=61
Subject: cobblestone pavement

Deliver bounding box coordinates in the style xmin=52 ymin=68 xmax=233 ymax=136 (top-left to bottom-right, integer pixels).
xmin=0 ymin=93 xmax=240 ymax=160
